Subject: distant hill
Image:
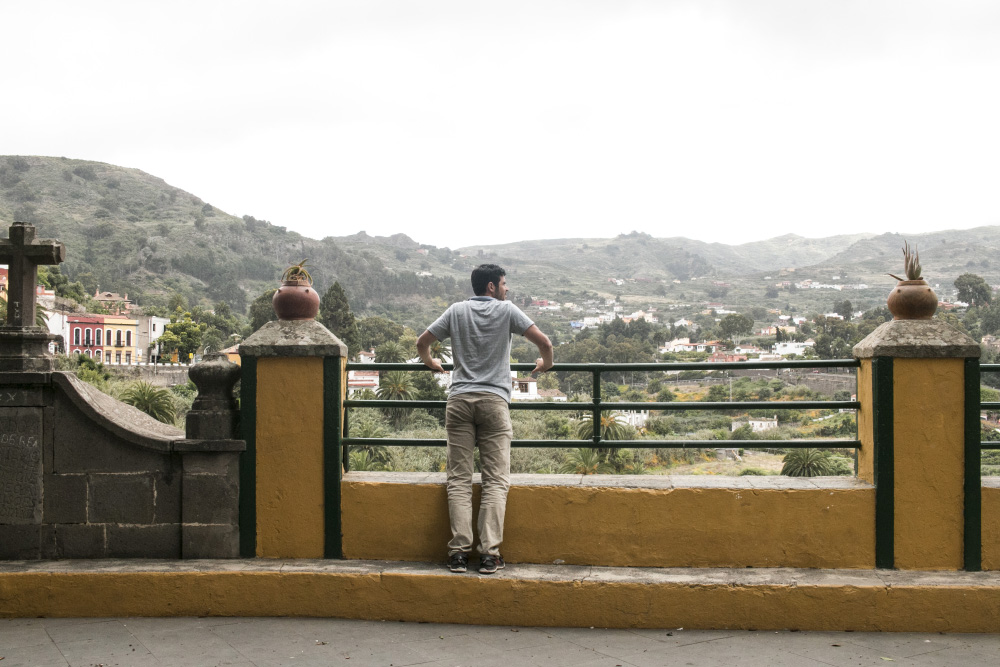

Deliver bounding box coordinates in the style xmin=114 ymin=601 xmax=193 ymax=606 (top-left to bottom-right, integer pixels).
xmin=2 ymin=155 xmax=998 ymax=325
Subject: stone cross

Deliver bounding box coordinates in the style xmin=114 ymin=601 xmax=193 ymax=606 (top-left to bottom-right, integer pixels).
xmin=0 ymin=222 xmax=65 ymax=329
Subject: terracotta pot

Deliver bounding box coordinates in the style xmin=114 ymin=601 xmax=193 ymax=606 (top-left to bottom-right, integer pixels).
xmin=887 ymin=279 xmax=938 ymax=320
xmin=272 ymin=279 xmax=320 ymax=320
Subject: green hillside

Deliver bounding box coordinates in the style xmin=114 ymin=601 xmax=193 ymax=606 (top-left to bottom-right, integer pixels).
xmin=0 ymin=156 xmax=472 ymax=329
xmin=2 ymin=155 xmax=998 ymax=328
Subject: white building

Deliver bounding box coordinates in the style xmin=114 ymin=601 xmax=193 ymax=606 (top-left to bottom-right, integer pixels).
xmin=731 ymin=416 xmax=779 ymax=433
xmin=137 ymin=315 xmax=171 ymax=361
xmin=774 ymin=341 xmax=815 ymax=356
xmin=618 ymin=410 xmax=649 ymax=429
xmin=511 ymin=376 xmax=539 ymax=401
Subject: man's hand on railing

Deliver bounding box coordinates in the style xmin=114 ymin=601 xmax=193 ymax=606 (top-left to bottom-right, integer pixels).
xmin=424 ymin=358 xmax=445 ymax=373
xmin=530 ymin=357 xmax=551 ymax=377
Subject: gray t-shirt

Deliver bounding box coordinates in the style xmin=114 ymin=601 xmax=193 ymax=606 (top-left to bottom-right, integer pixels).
xmin=426 ymin=297 xmax=535 ymax=402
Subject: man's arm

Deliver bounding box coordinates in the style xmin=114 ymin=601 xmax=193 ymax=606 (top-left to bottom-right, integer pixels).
xmin=416 ymin=330 xmax=445 ymax=373
xmin=523 ymin=324 xmax=553 ymax=376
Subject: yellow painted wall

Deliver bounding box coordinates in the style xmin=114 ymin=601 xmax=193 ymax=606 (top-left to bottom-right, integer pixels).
xmin=893 ymin=358 xmax=965 ymax=570
xmin=984 ymin=486 xmax=1000 ymax=570
xmin=256 ymin=357 xmax=325 ymax=557
xmin=857 ymin=359 xmax=874 ymax=484
xmin=342 ymin=480 xmax=876 ymax=568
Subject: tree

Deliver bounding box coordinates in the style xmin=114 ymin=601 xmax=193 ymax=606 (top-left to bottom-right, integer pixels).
xmin=159 ymin=313 xmax=206 ymax=361
xmin=120 ymin=382 xmax=176 ymax=424
xmin=376 ymin=370 xmax=415 ymax=428
xmin=319 ymin=282 xmax=360 ymax=356
xmin=656 ymin=388 xmax=676 ymax=403
xmin=955 ymin=273 xmax=992 ymax=307
xmin=833 ymin=299 xmax=853 ymax=320
xmin=719 ymin=313 xmax=754 ymax=344
xmin=558 ymin=448 xmax=613 ymax=475
xmin=575 ymin=412 xmax=633 ymax=441
xmin=428 ymin=339 xmax=451 ymax=362
xmin=375 ymin=340 xmax=406 ymax=363
xmin=412 ymin=372 xmax=447 ymax=424
xmin=357 ymin=316 xmax=405 ymax=352
xmin=781 ymin=449 xmax=834 ymax=477
xmin=248 ymin=288 xmax=278 ymax=333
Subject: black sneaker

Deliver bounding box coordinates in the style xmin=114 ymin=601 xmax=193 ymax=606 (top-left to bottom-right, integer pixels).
xmin=478 ymin=554 xmax=505 ymax=574
xmin=448 ymin=552 xmax=469 ymax=573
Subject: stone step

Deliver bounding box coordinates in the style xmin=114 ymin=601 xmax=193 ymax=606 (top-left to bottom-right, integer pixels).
xmin=1 ymin=559 xmax=999 ymax=632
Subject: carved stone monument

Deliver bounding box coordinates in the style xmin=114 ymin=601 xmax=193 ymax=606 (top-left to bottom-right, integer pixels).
xmin=0 ymin=222 xmax=65 ymax=372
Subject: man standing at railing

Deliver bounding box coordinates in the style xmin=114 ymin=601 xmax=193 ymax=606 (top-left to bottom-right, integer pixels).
xmin=417 ymin=263 xmax=553 ymax=575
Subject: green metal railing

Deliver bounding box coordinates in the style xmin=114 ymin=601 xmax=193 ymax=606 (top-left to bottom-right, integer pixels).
xmin=341 ymin=359 xmax=861 ymax=470
xmin=979 ymin=363 xmax=1000 ymax=451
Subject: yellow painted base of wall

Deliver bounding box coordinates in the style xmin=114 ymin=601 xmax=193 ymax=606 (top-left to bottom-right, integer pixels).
xmin=2 ymin=564 xmax=999 ymax=632
xmin=342 ymin=478 xmax=877 ymax=569
xmin=985 ymin=486 xmax=1000 ymax=570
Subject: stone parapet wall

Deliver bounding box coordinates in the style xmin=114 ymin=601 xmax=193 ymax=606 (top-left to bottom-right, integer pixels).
xmin=0 ymin=369 xmax=243 ymax=560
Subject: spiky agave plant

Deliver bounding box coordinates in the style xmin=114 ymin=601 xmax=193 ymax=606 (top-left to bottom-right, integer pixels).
xmin=888 ymin=242 xmax=922 ymax=282
xmin=281 ymin=259 xmax=313 ymax=284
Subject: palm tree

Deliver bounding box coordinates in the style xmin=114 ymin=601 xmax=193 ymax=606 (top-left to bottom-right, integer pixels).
xmin=781 ymin=448 xmax=834 ymax=477
xmin=559 ymin=448 xmax=613 ymax=475
xmin=376 ymin=370 xmax=415 ymax=428
xmin=120 ymin=381 xmax=176 ymax=424
xmin=349 ymin=450 xmax=382 ymax=471
xmin=429 ymin=339 xmax=451 ymax=363
xmin=575 ymin=412 xmax=634 ymax=441
xmin=375 ymin=340 xmax=406 ymax=363
xmin=0 ymin=301 xmax=50 ymax=327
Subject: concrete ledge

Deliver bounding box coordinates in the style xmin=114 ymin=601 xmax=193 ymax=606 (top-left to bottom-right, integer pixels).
xmin=1 ymin=560 xmax=998 ymax=632
xmin=345 ymin=471 xmax=871 ymax=490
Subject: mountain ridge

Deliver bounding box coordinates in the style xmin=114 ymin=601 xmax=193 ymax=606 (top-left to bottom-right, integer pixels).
xmin=2 ymin=156 xmax=998 ymax=326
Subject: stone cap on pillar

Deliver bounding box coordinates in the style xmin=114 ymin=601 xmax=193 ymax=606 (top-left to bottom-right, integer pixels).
xmin=239 ymin=319 xmax=348 ymax=359
xmin=853 ymin=319 xmax=980 ymax=359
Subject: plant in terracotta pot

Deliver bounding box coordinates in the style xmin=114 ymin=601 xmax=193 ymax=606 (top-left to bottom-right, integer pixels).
xmin=272 ymin=259 xmax=321 ymax=320
xmin=886 ymin=242 xmax=937 ymax=320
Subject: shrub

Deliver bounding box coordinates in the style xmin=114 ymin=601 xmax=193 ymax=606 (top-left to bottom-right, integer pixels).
xmin=559 ymin=448 xmax=613 ymax=475
xmin=739 ymin=467 xmax=768 ymax=476
xmin=781 ymin=448 xmax=835 ymax=477
xmin=73 ymin=165 xmax=97 ymax=181
xmin=827 ymin=454 xmax=854 ymax=476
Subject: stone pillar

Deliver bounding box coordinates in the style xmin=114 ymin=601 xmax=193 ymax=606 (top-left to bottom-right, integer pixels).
xmin=854 ymin=319 xmax=981 ymax=570
xmin=238 ymin=320 xmax=347 ymax=558
xmin=175 ymin=353 xmax=245 ymax=558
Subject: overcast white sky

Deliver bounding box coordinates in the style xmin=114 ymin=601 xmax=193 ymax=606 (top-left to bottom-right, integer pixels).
xmin=5 ymin=1 xmax=1000 ymax=249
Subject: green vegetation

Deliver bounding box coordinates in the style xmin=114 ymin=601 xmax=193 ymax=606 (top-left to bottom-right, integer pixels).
xmin=120 ymin=381 xmax=176 ymax=424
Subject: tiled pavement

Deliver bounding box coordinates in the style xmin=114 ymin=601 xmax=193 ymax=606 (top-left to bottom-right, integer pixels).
xmin=1 ymin=617 xmax=998 ymax=667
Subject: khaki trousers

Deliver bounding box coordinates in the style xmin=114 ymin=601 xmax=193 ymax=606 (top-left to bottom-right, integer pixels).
xmin=445 ymin=392 xmax=512 ymax=556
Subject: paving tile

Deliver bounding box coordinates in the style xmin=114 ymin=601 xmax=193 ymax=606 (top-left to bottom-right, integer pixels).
xmin=843 ymin=631 xmax=999 ymax=657
xmin=908 ymin=645 xmax=1000 ymax=667
xmin=505 ymin=636 xmax=620 ymax=667
xmin=125 ymin=625 xmax=245 ymax=663
xmin=42 ymin=619 xmax=135 ymax=646
xmin=463 ymin=625 xmax=558 ymax=650
xmin=57 ymin=637 xmax=160 ymax=667
xmin=404 ymin=632 xmax=495 ymax=661
xmin=781 ymin=635 xmax=941 ymax=666
xmin=333 ymin=640 xmax=432 ymax=667
xmin=542 ymin=627 xmax=666 ymax=656
xmin=625 ymin=639 xmax=828 ymax=667
xmin=0 ymin=639 xmax=69 ymax=667
xmin=0 ymin=621 xmax=55 ymax=649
